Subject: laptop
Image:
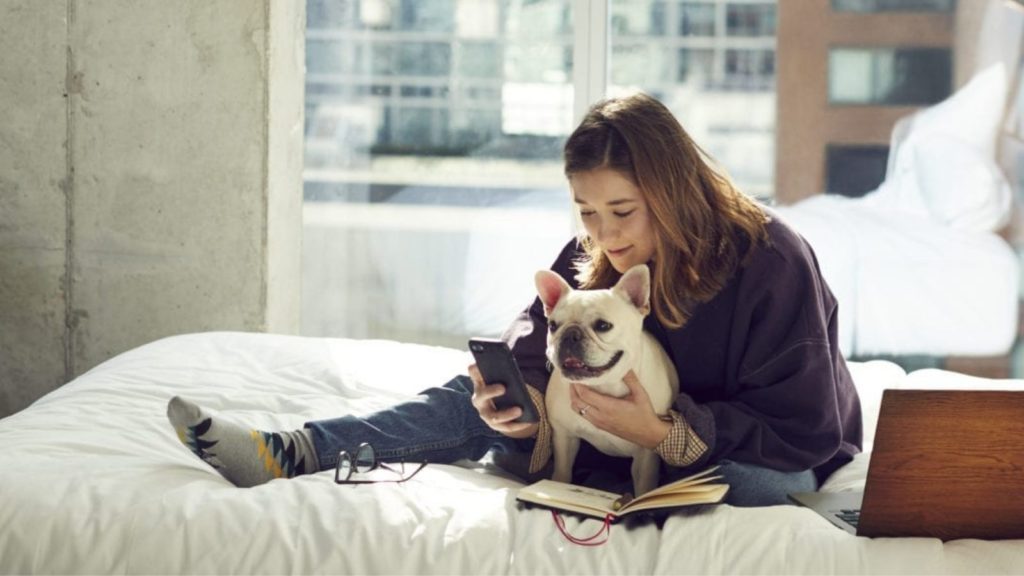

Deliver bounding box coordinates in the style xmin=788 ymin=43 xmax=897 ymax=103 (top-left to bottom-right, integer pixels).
xmin=790 ymin=389 xmax=1024 ymax=540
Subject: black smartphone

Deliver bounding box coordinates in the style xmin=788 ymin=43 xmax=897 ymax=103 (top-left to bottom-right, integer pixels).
xmin=468 ymin=337 xmax=540 ymax=423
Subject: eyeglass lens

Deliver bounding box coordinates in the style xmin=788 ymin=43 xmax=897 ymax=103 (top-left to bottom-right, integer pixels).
xmin=337 ymin=443 xmax=377 ymax=481
xmin=355 ymin=443 xmax=375 ymax=472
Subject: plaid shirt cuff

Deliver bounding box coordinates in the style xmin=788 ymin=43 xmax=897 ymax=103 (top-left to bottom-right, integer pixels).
xmin=655 ymin=409 xmax=709 ymax=467
xmin=526 ymin=384 xmax=552 ymax=474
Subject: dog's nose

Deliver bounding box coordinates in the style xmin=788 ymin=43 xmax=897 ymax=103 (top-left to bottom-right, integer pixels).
xmin=563 ymin=325 xmax=584 ymax=343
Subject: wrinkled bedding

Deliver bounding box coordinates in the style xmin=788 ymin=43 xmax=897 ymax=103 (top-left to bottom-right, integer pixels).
xmin=1 ymin=332 xmax=1022 ymax=574
xmin=774 ymin=196 xmax=1019 ymax=357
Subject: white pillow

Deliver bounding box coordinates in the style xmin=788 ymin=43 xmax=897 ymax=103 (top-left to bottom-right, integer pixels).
xmin=865 ymin=63 xmax=1013 ymax=231
xmin=912 ymin=136 xmax=1013 ymax=231
xmin=900 ymin=62 xmax=1007 ymax=159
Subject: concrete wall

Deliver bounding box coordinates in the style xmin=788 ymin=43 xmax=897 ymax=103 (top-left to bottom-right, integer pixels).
xmin=0 ymin=0 xmax=303 ymax=418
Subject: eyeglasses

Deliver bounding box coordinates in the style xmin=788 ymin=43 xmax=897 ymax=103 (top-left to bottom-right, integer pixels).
xmin=333 ymin=443 xmax=427 ymax=485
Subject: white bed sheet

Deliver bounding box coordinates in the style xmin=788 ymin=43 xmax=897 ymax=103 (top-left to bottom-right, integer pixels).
xmin=2 ymin=331 xmax=1023 ymax=574
xmin=774 ymin=195 xmax=1019 ymax=358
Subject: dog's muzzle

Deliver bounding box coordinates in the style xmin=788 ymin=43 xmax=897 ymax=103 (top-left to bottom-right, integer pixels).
xmin=556 ymin=326 xmax=623 ymax=379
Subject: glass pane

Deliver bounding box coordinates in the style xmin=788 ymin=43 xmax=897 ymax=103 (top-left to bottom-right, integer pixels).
xmin=611 ymin=0 xmax=667 ymax=36
xmin=726 ymin=4 xmax=776 ymax=37
xmin=826 ymin=145 xmax=890 ymax=197
xmin=724 ymin=48 xmax=775 ymax=90
xmin=679 ymin=3 xmax=716 ymax=36
xmin=611 ymin=0 xmax=777 ymax=199
xmin=828 ymin=48 xmax=952 ymax=105
xmin=303 ymin=0 xmax=575 ymax=348
xmin=355 ymin=444 xmax=375 ymax=470
xmin=677 ymin=48 xmax=715 ymax=85
xmin=831 ymin=0 xmax=956 ymax=12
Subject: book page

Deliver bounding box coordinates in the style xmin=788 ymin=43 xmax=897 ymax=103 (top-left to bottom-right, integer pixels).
xmin=620 ymin=483 xmax=728 ymax=514
xmin=517 ymin=480 xmax=621 ymax=517
xmin=627 ymin=466 xmax=722 ymax=505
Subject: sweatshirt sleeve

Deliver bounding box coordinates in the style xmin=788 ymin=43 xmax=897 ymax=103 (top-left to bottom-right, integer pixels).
xmin=673 ymin=229 xmax=859 ymax=474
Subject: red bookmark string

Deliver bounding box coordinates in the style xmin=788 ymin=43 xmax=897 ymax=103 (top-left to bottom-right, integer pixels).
xmin=551 ymin=510 xmax=613 ymax=546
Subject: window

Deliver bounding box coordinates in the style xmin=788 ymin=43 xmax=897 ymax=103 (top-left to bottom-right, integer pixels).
xmin=829 ymin=47 xmax=952 ymax=105
xmin=726 ymin=3 xmax=776 ymax=37
xmin=679 ymin=3 xmax=716 ymax=37
xmin=724 ymin=48 xmax=775 ymax=90
xmin=611 ymin=0 xmax=667 ymax=35
xmin=303 ymin=0 xmax=779 ymax=346
xmin=611 ymin=0 xmax=777 ymax=199
xmin=303 ymin=0 xmax=574 ymax=347
xmin=677 ymin=48 xmax=715 ymax=85
xmin=826 ymin=144 xmax=890 ymax=197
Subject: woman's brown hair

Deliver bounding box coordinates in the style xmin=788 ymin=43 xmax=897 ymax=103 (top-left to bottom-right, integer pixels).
xmin=564 ymin=92 xmax=769 ymax=329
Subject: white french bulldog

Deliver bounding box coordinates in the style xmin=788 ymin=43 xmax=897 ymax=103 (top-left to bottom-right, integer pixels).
xmin=536 ymin=264 xmax=680 ymax=497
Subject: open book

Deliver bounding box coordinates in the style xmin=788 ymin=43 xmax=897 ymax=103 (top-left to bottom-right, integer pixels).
xmin=516 ymin=466 xmax=728 ymax=521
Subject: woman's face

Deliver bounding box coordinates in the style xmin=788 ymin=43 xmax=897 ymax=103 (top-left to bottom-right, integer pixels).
xmin=569 ymin=168 xmax=657 ymax=273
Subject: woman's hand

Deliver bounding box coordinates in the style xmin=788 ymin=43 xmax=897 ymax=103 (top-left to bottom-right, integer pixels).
xmin=570 ymin=370 xmax=672 ymax=449
xmin=468 ymin=364 xmax=539 ymax=439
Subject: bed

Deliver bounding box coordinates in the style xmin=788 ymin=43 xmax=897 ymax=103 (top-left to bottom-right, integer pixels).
xmin=774 ymin=62 xmax=1020 ymax=358
xmin=2 ymin=331 xmax=1023 ymax=574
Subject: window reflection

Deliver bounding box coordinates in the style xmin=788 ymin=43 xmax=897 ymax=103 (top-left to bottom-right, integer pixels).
xmin=680 ymin=3 xmax=715 ymax=36
xmin=611 ymin=0 xmax=777 ymax=199
xmin=303 ymin=0 xmax=575 ymax=347
xmin=726 ymin=4 xmax=776 ymax=37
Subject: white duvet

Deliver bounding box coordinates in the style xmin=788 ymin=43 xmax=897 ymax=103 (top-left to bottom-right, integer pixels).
xmin=1 ymin=332 xmax=1023 ymax=574
xmin=774 ymin=196 xmax=1019 ymax=358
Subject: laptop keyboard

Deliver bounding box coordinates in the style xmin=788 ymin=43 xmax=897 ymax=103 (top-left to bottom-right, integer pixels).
xmin=835 ymin=509 xmax=861 ymax=528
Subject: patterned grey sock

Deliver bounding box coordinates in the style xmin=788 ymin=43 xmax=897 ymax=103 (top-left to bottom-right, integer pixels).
xmin=167 ymin=396 xmax=320 ymax=487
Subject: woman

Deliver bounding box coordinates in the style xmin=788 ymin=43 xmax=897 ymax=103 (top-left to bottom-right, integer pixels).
xmin=168 ymin=93 xmax=861 ymax=506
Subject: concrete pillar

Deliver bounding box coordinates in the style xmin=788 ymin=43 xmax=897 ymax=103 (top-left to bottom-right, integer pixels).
xmin=0 ymin=0 xmax=303 ymax=418
xmin=0 ymin=1 xmax=69 ymax=417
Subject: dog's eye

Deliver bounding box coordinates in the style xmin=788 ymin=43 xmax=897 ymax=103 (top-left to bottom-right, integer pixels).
xmin=548 ymin=321 xmax=559 ymax=333
xmin=593 ymin=320 xmax=613 ymax=333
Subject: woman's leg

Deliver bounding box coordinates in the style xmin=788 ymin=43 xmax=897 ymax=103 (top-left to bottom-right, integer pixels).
xmin=713 ymin=460 xmax=818 ymax=507
xmin=168 ymin=375 xmax=524 ymax=487
xmin=167 ymin=395 xmax=321 ymax=487
xmin=306 ymin=375 xmax=522 ymax=470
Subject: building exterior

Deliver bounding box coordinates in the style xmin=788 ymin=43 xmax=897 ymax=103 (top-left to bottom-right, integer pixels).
xmin=775 ymin=0 xmax=979 ymax=203
xmin=304 ymin=0 xmax=777 ymax=198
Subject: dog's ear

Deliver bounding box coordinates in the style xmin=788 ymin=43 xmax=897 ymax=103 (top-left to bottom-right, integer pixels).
xmin=535 ymin=270 xmax=572 ymax=316
xmin=612 ymin=265 xmax=651 ymax=315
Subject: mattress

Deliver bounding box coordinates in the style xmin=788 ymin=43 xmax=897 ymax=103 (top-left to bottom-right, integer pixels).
xmin=1 ymin=331 xmax=1023 ymax=574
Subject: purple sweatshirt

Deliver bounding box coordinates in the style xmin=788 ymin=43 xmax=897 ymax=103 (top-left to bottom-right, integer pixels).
xmin=503 ymin=213 xmax=862 ymax=483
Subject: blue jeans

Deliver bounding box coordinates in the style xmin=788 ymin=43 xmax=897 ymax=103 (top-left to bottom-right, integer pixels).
xmin=306 ymin=375 xmax=523 ymax=470
xmin=578 ymin=458 xmax=818 ymax=508
xmin=705 ymin=460 xmax=817 ymax=507
xmin=306 ymin=375 xmax=818 ymax=507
